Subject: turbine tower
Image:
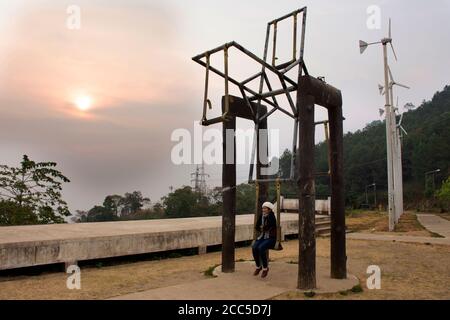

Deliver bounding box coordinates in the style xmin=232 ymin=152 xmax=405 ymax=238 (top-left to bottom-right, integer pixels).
xmin=388 ymin=68 xmax=409 ymax=223
xmin=359 ymin=19 xmax=407 ymax=231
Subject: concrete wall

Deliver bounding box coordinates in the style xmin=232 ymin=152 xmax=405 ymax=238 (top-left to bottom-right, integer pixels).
xmin=0 ymin=214 xmax=325 ymax=270
xmin=279 ymin=197 xmax=331 ymax=215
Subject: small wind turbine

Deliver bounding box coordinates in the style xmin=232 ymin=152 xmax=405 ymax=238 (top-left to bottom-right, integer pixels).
xmin=388 ymin=65 xmax=410 ymax=91
xmin=387 ymin=65 xmax=410 ymax=138
xmin=359 ymin=19 xmax=398 ymax=59
xmin=359 ymin=18 xmax=402 ymax=231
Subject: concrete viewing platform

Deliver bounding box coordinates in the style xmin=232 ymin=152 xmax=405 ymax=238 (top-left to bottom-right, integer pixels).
xmin=0 ymin=214 xmax=329 ymax=271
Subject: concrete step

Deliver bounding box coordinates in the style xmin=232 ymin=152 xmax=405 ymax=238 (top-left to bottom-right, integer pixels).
xmin=316 ymin=220 xmax=331 ymax=227
xmin=315 ymin=216 xmax=331 ymax=236
xmin=316 ymin=226 xmax=331 ymax=232
xmin=317 ymin=232 xmax=331 ymax=237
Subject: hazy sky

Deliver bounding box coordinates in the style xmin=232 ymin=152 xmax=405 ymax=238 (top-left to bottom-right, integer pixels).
xmin=0 ymin=0 xmax=449 ymax=212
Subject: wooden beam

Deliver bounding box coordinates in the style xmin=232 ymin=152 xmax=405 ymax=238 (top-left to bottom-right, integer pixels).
xmin=297 ymin=93 xmax=316 ymax=290
xmin=222 ymin=95 xmax=267 ymax=121
xmin=328 ymin=102 xmax=347 ymax=279
xmin=298 ymin=75 xmax=342 ymax=109
xmin=222 ymin=105 xmax=236 ymax=273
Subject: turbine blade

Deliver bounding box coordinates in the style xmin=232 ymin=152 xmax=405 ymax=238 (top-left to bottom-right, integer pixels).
xmin=395 ymin=82 xmax=410 ymax=90
xmin=359 ymin=40 xmax=368 ymax=54
xmin=400 ymin=126 xmax=408 ymax=136
xmin=390 ymin=43 xmax=398 ymax=61
xmin=388 ymin=65 xmax=394 ymax=82
xmin=378 ymin=84 xmax=384 ymax=95
xmin=398 ymin=113 xmax=404 ymax=126
xmin=389 ymin=18 xmax=392 ymax=39
xmin=379 ymin=108 xmax=385 ymax=116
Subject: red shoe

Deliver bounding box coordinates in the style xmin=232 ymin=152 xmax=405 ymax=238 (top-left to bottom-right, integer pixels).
xmin=261 ymin=268 xmax=269 ymax=278
xmin=253 ymin=267 xmax=262 ymax=276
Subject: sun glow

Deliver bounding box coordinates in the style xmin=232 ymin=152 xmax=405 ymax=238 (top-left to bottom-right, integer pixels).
xmin=75 ymin=95 xmax=92 ymax=111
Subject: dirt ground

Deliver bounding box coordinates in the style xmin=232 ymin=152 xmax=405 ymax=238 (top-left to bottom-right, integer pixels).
xmin=0 ymin=236 xmax=448 ymax=300
xmin=436 ymin=213 xmax=450 ymax=222
xmin=0 ymin=211 xmax=448 ymax=300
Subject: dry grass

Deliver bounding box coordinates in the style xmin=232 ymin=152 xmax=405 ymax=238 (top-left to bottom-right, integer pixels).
xmin=346 ymin=210 xmax=388 ymax=232
xmin=0 ymin=236 xmax=449 ymax=300
xmin=436 ymin=213 xmax=450 ymax=222
xmin=273 ymin=239 xmax=450 ymax=300
xmin=346 ymin=210 xmax=434 ymax=236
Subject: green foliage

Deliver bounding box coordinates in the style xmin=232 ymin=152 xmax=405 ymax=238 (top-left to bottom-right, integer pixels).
xmin=0 ymin=155 xmax=70 ymax=225
xmin=351 ymin=284 xmax=363 ymax=293
xmin=0 ymin=200 xmax=38 ymax=225
xmin=304 ymin=291 xmax=316 ymax=298
xmin=436 ymin=177 xmax=450 ymax=201
xmin=163 ymin=186 xmax=199 ymax=217
xmin=236 ymin=183 xmax=255 ymax=214
xmin=162 ymin=186 xmax=220 ymax=218
xmin=103 ymin=195 xmax=122 ymax=216
xmin=120 ymin=191 xmax=150 ymax=215
xmin=436 ymin=177 xmax=450 ymax=211
xmin=272 ymin=85 xmax=450 ymax=208
xmin=82 ymin=191 xmax=152 ymax=222
xmin=86 ymin=205 xmax=117 ymax=222
xmin=204 ymin=264 xmax=220 ymax=277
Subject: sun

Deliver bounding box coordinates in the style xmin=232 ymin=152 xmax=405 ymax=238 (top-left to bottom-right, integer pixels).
xmin=75 ymin=95 xmax=92 ymax=111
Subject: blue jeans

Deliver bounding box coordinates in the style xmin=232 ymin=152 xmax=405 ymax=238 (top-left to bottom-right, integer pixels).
xmin=252 ymin=238 xmax=276 ymax=269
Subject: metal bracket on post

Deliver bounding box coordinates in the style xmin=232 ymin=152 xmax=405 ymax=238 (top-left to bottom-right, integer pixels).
xmin=324 ymin=121 xmax=331 ymax=175
xmin=223 ymin=45 xmax=230 ymax=121
xmin=274 ymin=177 xmax=283 ymax=250
xmin=202 ymin=53 xmax=211 ymax=124
xmin=293 ymin=13 xmax=298 ymax=61
xmin=252 ymin=181 xmax=260 ymax=245
xmin=272 ymin=22 xmax=278 ymax=67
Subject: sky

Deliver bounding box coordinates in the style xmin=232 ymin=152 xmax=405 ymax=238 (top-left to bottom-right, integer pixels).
xmin=0 ymin=0 xmax=449 ymax=212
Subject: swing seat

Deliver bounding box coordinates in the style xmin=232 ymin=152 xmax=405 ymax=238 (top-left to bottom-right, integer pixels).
xmin=272 ymin=242 xmax=283 ymax=251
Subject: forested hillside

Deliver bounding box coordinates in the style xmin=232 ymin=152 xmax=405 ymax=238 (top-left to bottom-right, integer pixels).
xmin=311 ymin=85 xmax=450 ymax=207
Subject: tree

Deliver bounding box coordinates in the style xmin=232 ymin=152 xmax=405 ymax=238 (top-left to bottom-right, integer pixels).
xmin=86 ymin=205 xmax=116 ymax=222
xmin=279 ymin=149 xmax=293 ymax=179
xmin=162 ymin=186 xmax=198 ymax=217
xmin=236 ymin=183 xmax=255 ymax=214
xmin=120 ymin=191 xmax=150 ymax=216
xmin=0 ymin=200 xmax=37 ymax=225
xmin=436 ymin=177 xmax=450 ymax=211
xmin=0 ymin=155 xmax=70 ymax=224
xmin=103 ymin=195 xmax=123 ymax=217
xmin=70 ymin=210 xmax=88 ymax=223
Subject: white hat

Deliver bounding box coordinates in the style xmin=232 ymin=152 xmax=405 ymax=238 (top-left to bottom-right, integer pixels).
xmin=262 ymin=202 xmax=274 ymax=211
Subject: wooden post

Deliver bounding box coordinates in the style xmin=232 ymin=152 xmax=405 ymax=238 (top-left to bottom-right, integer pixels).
xmin=297 ymin=94 xmax=316 ymax=290
xmin=222 ymin=114 xmax=236 ymax=273
xmin=328 ymin=102 xmax=347 ymax=279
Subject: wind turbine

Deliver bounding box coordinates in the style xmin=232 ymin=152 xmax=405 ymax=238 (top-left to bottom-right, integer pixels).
xmin=388 ymin=67 xmax=410 ymax=225
xmin=359 ymin=18 xmax=402 ymax=231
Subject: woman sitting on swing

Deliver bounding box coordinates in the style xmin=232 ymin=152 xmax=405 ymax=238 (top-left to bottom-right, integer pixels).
xmin=252 ymin=202 xmax=277 ymax=278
